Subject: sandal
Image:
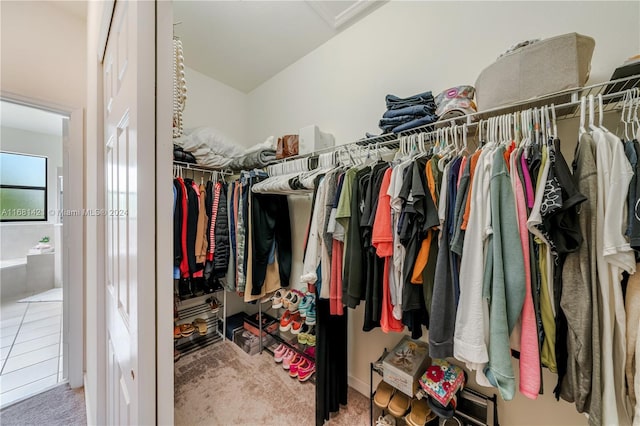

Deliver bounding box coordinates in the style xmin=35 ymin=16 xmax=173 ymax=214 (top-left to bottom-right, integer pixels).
xmin=388 ymin=391 xmax=411 ymax=417
xmin=405 ymin=398 xmax=432 ymax=426
xmin=180 ymin=323 xmax=195 ymax=337
xmin=373 ymin=381 xmax=395 ymax=410
xmin=193 ymin=318 xmax=208 ymax=335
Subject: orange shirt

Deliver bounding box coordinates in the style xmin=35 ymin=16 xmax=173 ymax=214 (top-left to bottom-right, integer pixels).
xmin=461 ymin=150 xmax=482 ymax=231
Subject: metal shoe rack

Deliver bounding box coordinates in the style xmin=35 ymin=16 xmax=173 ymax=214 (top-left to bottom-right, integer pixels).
xmin=174 ymin=289 xmax=225 ymax=357
xmin=258 ymin=301 xmax=316 ymax=383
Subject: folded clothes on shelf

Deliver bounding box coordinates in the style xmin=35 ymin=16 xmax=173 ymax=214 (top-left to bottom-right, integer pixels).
xmin=378 ymin=90 xmax=438 ymax=133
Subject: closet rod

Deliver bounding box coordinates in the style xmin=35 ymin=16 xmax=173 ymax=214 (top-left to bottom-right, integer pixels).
xmin=274 ymin=73 xmax=640 ymax=164
xmin=173 ymin=161 xmax=234 ymax=176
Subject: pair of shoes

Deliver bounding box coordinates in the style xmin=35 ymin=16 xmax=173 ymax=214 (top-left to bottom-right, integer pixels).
xmin=376 ymin=414 xmax=396 ymax=426
xmin=192 ymin=318 xmax=207 ymax=335
xmin=179 ymin=323 xmax=195 ymax=337
xmin=280 ymin=310 xmax=301 ymax=332
xmin=388 ymin=391 xmax=411 ymax=417
xmin=298 ymin=293 xmax=315 ymax=318
xmin=271 ymin=289 xmax=287 ymax=309
xmin=373 ymin=381 xmax=395 ymax=410
xmin=405 ymin=398 xmax=436 ymax=426
xmin=273 ymin=344 xmax=290 ymax=363
xmin=297 ymin=359 xmax=315 ymax=382
xmin=297 ymin=324 xmax=316 ymax=345
xmin=290 ymin=356 xmax=315 ymax=381
xmin=304 ymin=302 xmax=316 ymax=325
xmin=205 ymin=297 xmax=220 ymax=312
xmin=273 ymin=289 xmax=305 ymax=312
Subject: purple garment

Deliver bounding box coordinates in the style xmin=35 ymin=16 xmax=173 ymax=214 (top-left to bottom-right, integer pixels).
xmin=521 ymin=153 xmax=535 ymax=209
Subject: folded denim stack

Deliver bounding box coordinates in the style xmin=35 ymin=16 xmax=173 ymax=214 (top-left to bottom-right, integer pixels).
xmin=379 ymin=91 xmax=438 ymax=133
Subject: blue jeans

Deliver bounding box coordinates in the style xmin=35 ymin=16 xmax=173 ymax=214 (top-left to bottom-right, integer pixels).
xmin=379 ymin=114 xmax=419 ymax=127
xmin=383 ymin=104 xmax=435 ymax=118
xmin=391 ymin=114 xmax=438 ymax=133
xmin=385 ymin=91 xmax=434 ymax=110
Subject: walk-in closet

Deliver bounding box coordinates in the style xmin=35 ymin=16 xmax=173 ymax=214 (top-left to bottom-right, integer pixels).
xmin=164 ymin=2 xmax=640 ymax=426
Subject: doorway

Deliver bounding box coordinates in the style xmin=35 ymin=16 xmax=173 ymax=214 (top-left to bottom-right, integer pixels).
xmin=0 ymin=99 xmax=82 ymax=408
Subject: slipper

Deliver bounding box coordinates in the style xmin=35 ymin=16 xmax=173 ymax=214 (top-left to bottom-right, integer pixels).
xmin=387 ymin=390 xmax=411 ymax=417
xmin=174 ymin=325 xmax=182 ymax=339
xmin=192 ymin=318 xmax=208 ymax=335
xmin=180 ymin=323 xmax=195 ymax=337
xmin=373 ymin=381 xmax=395 ymax=409
xmin=405 ymin=398 xmax=432 ymax=426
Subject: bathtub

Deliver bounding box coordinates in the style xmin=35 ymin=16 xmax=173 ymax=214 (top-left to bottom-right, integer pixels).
xmin=0 ymin=258 xmax=27 ymax=298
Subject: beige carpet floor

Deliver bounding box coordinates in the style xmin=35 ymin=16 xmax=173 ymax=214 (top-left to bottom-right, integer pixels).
xmin=175 ymin=340 xmax=369 ymax=426
xmin=0 ymin=384 xmax=86 ymax=426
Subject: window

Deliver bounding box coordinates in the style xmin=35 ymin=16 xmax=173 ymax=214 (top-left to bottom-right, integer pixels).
xmin=0 ymin=152 xmax=48 ymax=221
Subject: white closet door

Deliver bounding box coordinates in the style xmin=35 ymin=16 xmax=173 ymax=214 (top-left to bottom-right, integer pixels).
xmin=103 ymin=1 xmax=157 ymax=424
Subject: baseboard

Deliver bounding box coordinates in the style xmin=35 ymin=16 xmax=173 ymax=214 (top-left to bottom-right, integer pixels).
xmin=348 ymin=374 xmax=370 ymax=398
xmin=84 ymin=373 xmax=95 ymax=426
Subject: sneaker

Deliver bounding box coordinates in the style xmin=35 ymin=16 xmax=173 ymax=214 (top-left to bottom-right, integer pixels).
xmin=174 ymin=349 xmax=181 ymax=362
xmin=174 ymin=325 xmax=181 ymax=339
xmin=305 ymin=302 xmax=316 ymax=325
xmin=376 ymin=414 xmax=396 ymax=426
xmin=306 ymin=326 xmax=316 ymax=346
xmin=273 ymin=344 xmax=289 ymax=362
xmin=290 ymin=316 xmax=304 ymax=335
xmin=282 ymin=350 xmax=297 ymax=370
xmin=279 ymin=310 xmax=300 ymax=332
xmin=271 ymin=288 xmax=286 ymax=309
xmin=287 ymin=290 xmax=303 ymax=313
xmin=282 ymin=290 xmax=294 ymax=309
xmin=290 ymin=357 xmax=311 ymax=378
xmin=298 ymin=293 xmax=315 ymax=318
xmin=304 ymin=346 xmax=316 ymax=358
xmin=297 ymin=361 xmax=315 ymax=382
xmin=297 ymin=324 xmax=311 ymax=344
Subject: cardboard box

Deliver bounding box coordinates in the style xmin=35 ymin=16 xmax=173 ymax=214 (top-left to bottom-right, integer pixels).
xmin=383 ymin=336 xmax=431 ymax=397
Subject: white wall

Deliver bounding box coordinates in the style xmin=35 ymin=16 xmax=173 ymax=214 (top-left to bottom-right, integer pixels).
xmin=243 ymin=2 xmax=640 ymax=425
xmin=182 ymin=65 xmax=250 ymax=147
xmin=247 ymin=1 xmax=639 ymax=145
xmin=0 ymin=1 xmax=87 ymax=109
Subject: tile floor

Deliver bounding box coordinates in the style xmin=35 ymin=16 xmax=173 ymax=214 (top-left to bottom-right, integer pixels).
xmin=0 ymin=296 xmax=63 ymax=408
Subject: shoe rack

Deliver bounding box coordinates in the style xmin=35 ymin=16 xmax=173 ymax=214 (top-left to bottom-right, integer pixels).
xmin=174 ymin=290 xmax=225 ymax=357
xmin=257 ymin=301 xmax=316 ymax=384
xmin=370 ymin=349 xmax=499 ymax=426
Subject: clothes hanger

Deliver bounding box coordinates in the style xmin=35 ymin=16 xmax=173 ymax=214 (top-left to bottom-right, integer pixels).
xmin=579 ymin=96 xmax=587 ymax=136
xmin=550 ymin=104 xmax=558 ymax=139
xmin=632 ymin=88 xmax=640 ymax=139
xmin=588 ymin=94 xmax=598 ymax=133
xmin=597 ymin=93 xmax=609 ymax=133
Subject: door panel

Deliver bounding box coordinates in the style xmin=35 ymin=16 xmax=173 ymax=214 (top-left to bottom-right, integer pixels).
xmin=102 ymin=1 xmax=156 ymax=424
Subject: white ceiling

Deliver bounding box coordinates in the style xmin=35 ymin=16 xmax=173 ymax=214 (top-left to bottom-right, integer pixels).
xmin=0 ymin=101 xmax=65 ymax=136
xmin=173 ymin=1 xmax=385 ymax=93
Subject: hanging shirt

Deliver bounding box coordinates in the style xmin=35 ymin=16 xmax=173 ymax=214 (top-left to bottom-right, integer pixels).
xmin=483 ymin=146 xmax=525 ymax=402
xmin=510 ymin=147 xmax=540 ymax=399
xmin=373 ymin=168 xmax=404 ymax=333
xmin=454 ymin=143 xmax=496 ymax=384
xmin=595 ymin=126 xmax=635 ymax=426
xmin=560 ymin=132 xmax=601 ymax=419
